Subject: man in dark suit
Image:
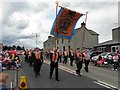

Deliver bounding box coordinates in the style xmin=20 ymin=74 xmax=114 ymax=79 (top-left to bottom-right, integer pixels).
xmin=75 ymin=48 xmax=83 ymax=76
xmin=49 ymin=48 xmax=60 ymax=81
xmin=69 ymin=48 xmax=74 ymax=66
xmin=33 ymin=48 xmax=43 ymax=78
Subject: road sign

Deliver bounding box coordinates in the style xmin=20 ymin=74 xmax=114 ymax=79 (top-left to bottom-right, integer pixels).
xmin=19 ymin=76 xmax=28 ymax=89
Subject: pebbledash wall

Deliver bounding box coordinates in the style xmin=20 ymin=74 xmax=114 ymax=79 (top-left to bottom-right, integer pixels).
xmin=43 ymin=36 xmax=56 ymax=51
xmin=44 ymin=22 xmax=99 ymax=53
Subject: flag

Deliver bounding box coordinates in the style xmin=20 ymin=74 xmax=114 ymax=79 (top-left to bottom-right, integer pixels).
xmin=50 ymin=7 xmax=83 ymax=39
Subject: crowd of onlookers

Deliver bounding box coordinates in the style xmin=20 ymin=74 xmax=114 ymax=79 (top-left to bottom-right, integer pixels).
xmin=90 ymin=51 xmax=120 ymax=70
xmin=0 ymin=48 xmax=22 ymax=72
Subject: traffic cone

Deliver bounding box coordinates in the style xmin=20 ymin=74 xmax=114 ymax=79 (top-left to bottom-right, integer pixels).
xmin=19 ymin=76 xmax=28 ymax=90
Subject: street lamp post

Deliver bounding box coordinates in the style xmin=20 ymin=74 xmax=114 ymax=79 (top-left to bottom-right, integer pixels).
xmin=32 ymin=33 xmax=40 ymax=48
xmin=19 ymin=33 xmax=40 ymax=48
xmin=35 ymin=33 xmax=37 ymax=48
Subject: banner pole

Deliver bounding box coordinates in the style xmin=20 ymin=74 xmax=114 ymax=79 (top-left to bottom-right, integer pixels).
xmin=55 ymin=1 xmax=59 ymax=49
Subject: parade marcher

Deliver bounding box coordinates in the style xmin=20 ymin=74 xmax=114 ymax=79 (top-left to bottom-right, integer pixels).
xmin=83 ymin=50 xmax=90 ymax=72
xmin=63 ymin=49 xmax=68 ymax=64
xmin=49 ymin=48 xmax=60 ymax=81
xmin=40 ymin=51 xmax=44 ymax=65
xmin=118 ymin=52 xmax=120 ymax=66
xmin=24 ymin=49 xmax=29 ymax=63
xmin=33 ymin=48 xmax=43 ymax=77
xmin=50 ymin=50 xmax=54 ymax=62
xmin=0 ymin=73 xmax=8 ymax=90
xmin=75 ymin=48 xmax=83 ymax=76
xmin=28 ymin=49 xmax=33 ymax=67
xmin=112 ymin=52 xmax=119 ymax=71
xmin=58 ymin=50 xmax=62 ymax=63
xmin=107 ymin=53 xmax=113 ymax=65
xmin=69 ymin=48 xmax=74 ymax=66
xmin=31 ymin=50 xmax=36 ymax=67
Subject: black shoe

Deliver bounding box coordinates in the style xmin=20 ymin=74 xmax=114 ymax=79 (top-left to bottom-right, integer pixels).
xmin=76 ymin=70 xmax=78 ymax=74
xmin=84 ymin=67 xmax=86 ymax=70
xmin=38 ymin=73 xmax=40 ymax=76
xmin=56 ymin=79 xmax=60 ymax=81
xmin=84 ymin=67 xmax=88 ymax=72
xmin=35 ymin=75 xmax=38 ymax=78
xmin=78 ymin=73 xmax=82 ymax=76
xmin=49 ymin=76 xmax=52 ymax=79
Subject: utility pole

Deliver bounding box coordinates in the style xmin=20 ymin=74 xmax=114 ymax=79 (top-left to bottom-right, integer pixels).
xmin=36 ymin=33 xmax=37 ymax=48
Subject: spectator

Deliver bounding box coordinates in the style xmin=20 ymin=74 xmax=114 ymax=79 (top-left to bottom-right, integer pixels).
xmin=112 ymin=52 xmax=119 ymax=70
xmin=107 ymin=53 xmax=113 ymax=65
xmin=0 ymin=73 xmax=8 ymax=90
xmin=118 ymin=52 xmax=120 ymax=66
xmin=83 ymin=50 xmax=90 ymax=72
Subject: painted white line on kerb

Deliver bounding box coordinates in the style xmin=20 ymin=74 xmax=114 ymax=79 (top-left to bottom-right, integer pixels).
xmin=59 ymin=65 xmax=77 ymax=76
xmin=93 ymin=81 xmax=111 ymax=89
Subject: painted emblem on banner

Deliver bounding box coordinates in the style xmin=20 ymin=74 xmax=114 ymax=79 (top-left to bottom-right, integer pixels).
xmin=57 ymin=10 xmax=76 ymax=35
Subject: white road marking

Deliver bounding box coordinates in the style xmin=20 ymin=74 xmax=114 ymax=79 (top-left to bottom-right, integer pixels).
xmin=94 ymin=80 xmax=119 ymax=90
xmin=44 ymin=60 xmax=119 ymax=90
xmin=97 ymin=80 xmax=118 ymax=89
xmin=93 ymin=81 xmax=111 ymax=89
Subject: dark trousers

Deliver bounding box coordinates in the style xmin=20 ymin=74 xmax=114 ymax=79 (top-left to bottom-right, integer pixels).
xmin=63 ymin=56 xmax=68 ymax=64
xmin=84 ymin=59 xmax=90 ymax=72
xmin=29 ymin=56 xmax=33 ymax=67
xmin=50 ymin=61 xmax=58 ymax=80
xmin=70 ymin=56 xmax=74 ymax=66
xmin=25 ymin=55 xmax=28 ymax=62
xmin=33 ymin=59 xmax=42 ymax=76
xmin=76 ymin=60 xmax=83 ymax=75
xmin=113 ymin=62 xmax=118 ymax=70
xmin=58 ymin=56 xmax=62 ymax=63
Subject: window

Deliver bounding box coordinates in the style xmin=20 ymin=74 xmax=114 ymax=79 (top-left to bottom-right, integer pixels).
xmin=57 ymin=40 xmax=59 ymax=44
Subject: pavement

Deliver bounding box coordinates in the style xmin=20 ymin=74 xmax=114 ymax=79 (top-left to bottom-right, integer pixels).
xmin=2 ymin=55 xmax=119 ymax=90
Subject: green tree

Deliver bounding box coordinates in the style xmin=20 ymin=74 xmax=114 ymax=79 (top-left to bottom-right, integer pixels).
xmin=16 ymin=46 xmax=22 ymax=50
xmin=12 ymin=45 xmax=16 ymax=50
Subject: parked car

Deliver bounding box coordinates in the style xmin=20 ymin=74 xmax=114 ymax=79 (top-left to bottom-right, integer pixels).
xmin=90 ymin=51 xmax=102 ymax=59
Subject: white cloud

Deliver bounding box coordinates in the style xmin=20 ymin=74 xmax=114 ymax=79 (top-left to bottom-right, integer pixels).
xmin=7 ymin=11 xmax=29 ymax=29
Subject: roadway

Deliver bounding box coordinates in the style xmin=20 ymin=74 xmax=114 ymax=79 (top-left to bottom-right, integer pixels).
xmin=3 ymin=55 xmax=119 ymax=90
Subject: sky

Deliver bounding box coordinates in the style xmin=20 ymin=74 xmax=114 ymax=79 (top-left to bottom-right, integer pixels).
xmin=0 ymin=0 xmax=119 ymax=49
